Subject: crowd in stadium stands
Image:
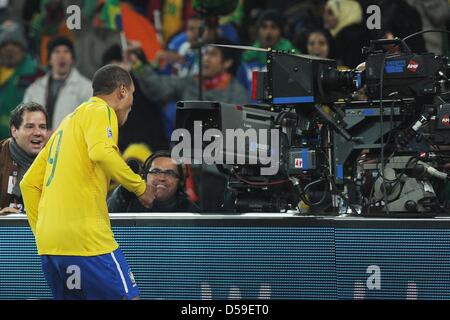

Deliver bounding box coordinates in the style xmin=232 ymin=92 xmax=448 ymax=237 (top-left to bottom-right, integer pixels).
xmin=0 ymin=0 xmax=449 ymax=213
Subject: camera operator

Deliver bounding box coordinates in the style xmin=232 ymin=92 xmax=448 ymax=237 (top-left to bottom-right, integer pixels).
xmin=108 ymin=151 xmax=201 ymax=213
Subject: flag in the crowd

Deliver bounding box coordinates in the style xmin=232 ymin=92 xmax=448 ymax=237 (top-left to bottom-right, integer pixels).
xmin=98 ymin=1 xmax=163 ymax=60
xmin=100 ymin=0 xmax=123 ymax=31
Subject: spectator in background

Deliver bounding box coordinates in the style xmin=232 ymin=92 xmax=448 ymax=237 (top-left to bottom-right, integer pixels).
xmin=0 ymin=21 xmax=42 ymax=139
xmin=323 ymin=0 xmax=367 ymax=68
xmin=108 ymin=151 xmax=200 ymax=213
xmin=145 ymin=0 xmax=195 ymax=44
xmin=284 ymin=0 xmax=328 ymax=53
xmin=158 ymin=15 xmax=219 ymax=77
xmin=102 ymin=44 xmax=169 ymax=152
xmin=240 ymin=7 xmax=264 ymax=45
xmin=237 ymin=9 xmax=298 ymax=91
xmin=115 ymin=1 xmax=162 ymax=65
xmin=404 ymin=0 xmax=448 ymax=54
xmin=0 ymin=0 xmax=27 ymax=24
xmin=368 ymin=0 xmax=427 ymax=54
xmin=306 ymin=29 xmax=333 ymax=59
xmin=23 ymin=37 xmax=92 ymax=130
xmin=159 ymin=14 xmax=239 ymax=77
xmin=29 ymin=0 xmax=75 ymax=66
xmin=128 ymin=38 xmax=250 ymax=135
xmin=74 ymin=0 xmax=162 ymax=79
xmin=155 ymin=15 xmax=240 ymax=139
xmin=0 ymin=102 xmax=48 ymax=215
xmin=73 ymin=1 xmax=122 ymax=79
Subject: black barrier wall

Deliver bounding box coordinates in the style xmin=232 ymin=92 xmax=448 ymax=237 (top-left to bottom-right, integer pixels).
xmin=1 ymin=214 xmax=450 ymax=300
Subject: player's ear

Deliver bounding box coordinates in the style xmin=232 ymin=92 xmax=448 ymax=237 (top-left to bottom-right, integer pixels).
xmin=119 ymin=84 xmax=127 ymax=99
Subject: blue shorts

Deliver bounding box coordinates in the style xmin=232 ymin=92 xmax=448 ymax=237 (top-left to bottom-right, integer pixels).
xmin=40 ymin=248 xmax=139 ymax=300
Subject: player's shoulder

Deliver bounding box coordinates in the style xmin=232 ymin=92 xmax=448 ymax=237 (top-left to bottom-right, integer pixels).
xmin=77 ymin=98 xmax=112 ymax=119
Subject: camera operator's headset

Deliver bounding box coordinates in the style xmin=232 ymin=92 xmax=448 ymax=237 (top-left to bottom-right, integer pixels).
xmin=141 ymin=151 xmax=186 ymax=192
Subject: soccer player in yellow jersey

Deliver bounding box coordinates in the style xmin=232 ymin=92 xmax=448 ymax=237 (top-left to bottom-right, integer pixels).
xmin=20 ymin=65 xmax=155 ymax=300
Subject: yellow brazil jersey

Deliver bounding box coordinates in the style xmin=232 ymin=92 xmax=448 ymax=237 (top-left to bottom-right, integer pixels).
xmin=20 ymin=97 xmax=146 ymax=256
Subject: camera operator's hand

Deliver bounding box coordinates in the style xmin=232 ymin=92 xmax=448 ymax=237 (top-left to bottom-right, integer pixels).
xmin=138 ymin=182 xmax=156 ymax=209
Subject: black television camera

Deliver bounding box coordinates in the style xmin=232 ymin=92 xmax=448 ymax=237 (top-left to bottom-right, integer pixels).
xmin=175 ymin=38 xmax=450 ymax=215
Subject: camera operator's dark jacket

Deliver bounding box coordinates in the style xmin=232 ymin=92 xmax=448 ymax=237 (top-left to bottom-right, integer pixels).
xmin=107 ymin=185 xmax=201 ymax=213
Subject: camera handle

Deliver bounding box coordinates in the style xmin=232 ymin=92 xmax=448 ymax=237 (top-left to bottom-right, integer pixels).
xmin=313 ymin=104 xmax=356 ymax=142
xmin=363 ymin=38 xmax=412 ymax=55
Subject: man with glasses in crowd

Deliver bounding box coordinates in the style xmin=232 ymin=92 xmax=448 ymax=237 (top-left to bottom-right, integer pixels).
xmin=108 ymin=151 xmax=201 ymax=213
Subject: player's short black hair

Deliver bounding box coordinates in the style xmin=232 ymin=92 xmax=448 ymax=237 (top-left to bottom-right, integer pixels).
xmin=92 ymin=64 xmax=133 ymax=96
xmin=10 ymin=102 xmax=48 ymax=130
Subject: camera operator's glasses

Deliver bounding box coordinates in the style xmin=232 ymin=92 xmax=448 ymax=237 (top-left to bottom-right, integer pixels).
xmin=148 ymin=168 xmax=179 ymax=179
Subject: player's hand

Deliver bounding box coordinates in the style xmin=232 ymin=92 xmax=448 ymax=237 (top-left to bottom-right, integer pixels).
xmin=138 ymin=183 xmax=156 ymax=208
xmin=0 ymin=207 xmax=20 ymax=215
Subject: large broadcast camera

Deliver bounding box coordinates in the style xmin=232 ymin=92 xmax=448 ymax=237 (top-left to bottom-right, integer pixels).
xmin=176 ymin=37 xmax=450 ymax=215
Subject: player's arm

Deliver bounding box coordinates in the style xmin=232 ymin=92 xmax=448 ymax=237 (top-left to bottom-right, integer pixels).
xmin=20 ymin=144 xmax=49 ymax=235
xmin=85 ymin=107 xmax=146 ymax=197
xmin=91 ymin=143 xmax=146 ymax=196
